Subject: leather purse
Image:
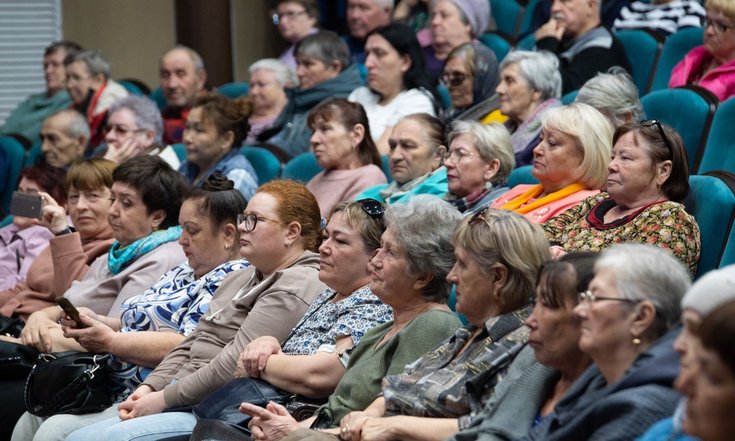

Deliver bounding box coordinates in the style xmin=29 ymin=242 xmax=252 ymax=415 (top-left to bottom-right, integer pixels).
xmin=24 ymin=351 xmax=117 ymax=417
xmin=0 ymin=341 xmax=38 ymax=379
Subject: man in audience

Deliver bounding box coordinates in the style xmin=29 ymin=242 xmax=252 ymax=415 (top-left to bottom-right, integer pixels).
xmin=0 ymin=41 xmax=82 ymax=146
xmin=535 ymin=0 xmax=630 ymax=94
xmin=159 ymin=46 xmax=207 ymax=145
xmin=265 ymin=31 xmax=362 ymax=159
xmin=344 ymin=0 xmax=393 ymax=63
xmin=39 ymin=109 xmax=90 ymax=168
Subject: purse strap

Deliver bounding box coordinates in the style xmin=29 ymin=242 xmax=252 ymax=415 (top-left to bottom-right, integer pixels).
xmin=24 ymin=353 xmax=111 ymax=417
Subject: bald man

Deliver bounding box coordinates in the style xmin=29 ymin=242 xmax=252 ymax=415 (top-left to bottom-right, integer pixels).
xmin=159 ymin=46 xmax=207 ymax=144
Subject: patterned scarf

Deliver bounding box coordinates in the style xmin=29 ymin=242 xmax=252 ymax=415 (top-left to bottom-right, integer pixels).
xmin=510 ymin=98 xmax=561 ymax=154
xmin=446 ymin=184 xmax=493 ymax=213
xmin=107 ymin=225 xmax=182 ymax=275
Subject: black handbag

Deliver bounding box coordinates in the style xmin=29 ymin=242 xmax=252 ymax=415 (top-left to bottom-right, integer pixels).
xmin=24 ymin=351 xmax=117 ymax=417
xmin=0 ymin=341 xmax=39 ymax=378
xmin=0 ymin=315 xmax=25 ymax=338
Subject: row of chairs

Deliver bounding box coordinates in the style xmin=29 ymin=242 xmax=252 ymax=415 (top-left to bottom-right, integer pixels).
xmin=507 ymin=165 xmax=735 ymax=281
xmin=480 ymin=26 xmax=703 ymax=97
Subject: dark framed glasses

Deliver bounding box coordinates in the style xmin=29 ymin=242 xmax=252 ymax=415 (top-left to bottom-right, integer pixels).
xmin=640 ymin=120 xmax=673 ymax=154
xmin=440 ymin=73 xmax=468 ymax=87
xmin=357 ymin=198 xmax=385 ymax=218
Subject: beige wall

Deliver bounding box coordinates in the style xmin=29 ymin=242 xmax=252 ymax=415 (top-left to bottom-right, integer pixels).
xmin=63 ymin=0 xmax=284 ymax=89
xmin=62 ymin=0 xmax=176 ymax=90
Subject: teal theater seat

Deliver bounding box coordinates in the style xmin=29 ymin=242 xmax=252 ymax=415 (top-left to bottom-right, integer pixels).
xmin=241 ymin=146 xmax=282 ymax=184
xmin=508 ymin=165 xmax=539 ymax=188
xmin=282 ymin=152 xmax=323 ymax=183
xmin=479 ymin=33 xmax=512 ymax=62
xmin=0 ymin=136 xmax=26 ymax=215
xmin=650 ymin=27 xmax=703 ymax=92
xmin=216 ymin=82 xmax=250 ymax=99
xmin=614 ymin=29 xmax=664 ymax=94
xmin=696 ymin=97 xmax=735 ymax=175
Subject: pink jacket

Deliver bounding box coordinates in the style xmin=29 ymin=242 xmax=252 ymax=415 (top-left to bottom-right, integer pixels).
xmin=669 ymin=46 xmax=735 ymax=102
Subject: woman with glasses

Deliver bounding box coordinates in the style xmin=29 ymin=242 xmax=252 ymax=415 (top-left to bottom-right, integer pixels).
xmin=542 ymin=120 xmax=700 ymax=275
xmin=669 ymin=0 xmax=735 ymax=101
xmin=348 ymin=23 xmax=439 ymax=155
xmin=449 ymin=252 xmax=596 ymax=441
xmin=523 ymin=243 xmax=689 ymax=440
xmin=441 ymin=42 xmax=500 ymax=123
xmin=305 ymin=98 xmax=386 ymax=218
xmin=64 ymin=179 xmax=329 ymax=441
xmin=491 ymin=103 xmax=611 ymax=223
xmin=179 ymin=93 xmax=259 ymax=200
xmin=495 ymin=50 xmax=562 ymax=167
xmin=443 ymin=120 xmax=515 ymax=214
xmin=272 ymin=0 xmax=319 ymax=70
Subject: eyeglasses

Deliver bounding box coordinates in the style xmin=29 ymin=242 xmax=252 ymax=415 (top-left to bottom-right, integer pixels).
xmin=444 ymin=148 xmax=477 ymax=163
xmin=578 ymin=290 xmax=639 ymax=305
xmin=704 ymin=16 xmax=732 ymax=34
xmin=440 ymin=73 xmax=468 ymax=88
xmin=272 ymin=9 xmax=307 ymax=25
xmin=357 ymin=198 xmax=385 ymax=218
xmin=640 ymin=120 xmax=673 ymax=155
xmin=237 ymin=213 xmax=280 ymax=233
xmin=105 ymin=125 xmax=148 ymax=137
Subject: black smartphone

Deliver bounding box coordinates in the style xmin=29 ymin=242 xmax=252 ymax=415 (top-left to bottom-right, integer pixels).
xmin=10 ymin=191 xmax=43 ymax=219
xmin=56 ymin=298 xmax=89 ymax=329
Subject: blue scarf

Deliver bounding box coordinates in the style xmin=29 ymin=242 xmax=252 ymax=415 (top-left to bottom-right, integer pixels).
xmin=107 ymin=225 xmax=182 ymax=275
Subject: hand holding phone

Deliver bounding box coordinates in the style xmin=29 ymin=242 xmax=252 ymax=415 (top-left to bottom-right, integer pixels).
xmin=56 ymin=298 xmax=89 ymax=329
xmin=10 ymin=191 xmax=43 ymax=219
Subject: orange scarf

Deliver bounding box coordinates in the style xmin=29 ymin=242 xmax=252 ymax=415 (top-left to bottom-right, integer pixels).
xmin=501 ymin=183 xmax=587 ymax=214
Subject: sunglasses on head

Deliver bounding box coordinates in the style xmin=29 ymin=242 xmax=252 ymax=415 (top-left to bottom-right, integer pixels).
xmin=640 ymin=120 xmax=673 ymax=154
xmin=358 ymin=198 xmax=385 ymax=217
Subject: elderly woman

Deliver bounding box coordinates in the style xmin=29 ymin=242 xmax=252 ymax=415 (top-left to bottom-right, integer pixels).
xmin=0 ymin=160 xmax=111 ymax=319
xmin=637 ymin=265 xmax=735 ymax=441
xmin=226 ymin=196 xmax=463 ymax=441
xmin=0 ymin=163 xmax=67 ymax=293
xmin=676 ymin=299 xmax=735 ymax=441
xmin=101 ymin=95 xmax=180 ymax=169
xmin=64 ymin=180 xmax=331 ymax=441
xmin=349 ymin=23 xmax=438 ymax=155
xmin=179 ymin=93 xmax=259 ymax=199
xmin=575 ymin=68 xmax=644 ymax=129
xmin=669 ymin=0 xmax=735 ymax=101
xmin=357 ymin=113 xmax=448 ymax=204
xmin=524 ymin=243 xmax=690 ymax=440
xmin=491 ymin=103 xmax=612 ymax=223
xmin=267 ymin=31 xmax=361 ymax=159
xmin=305 ymin=99 xmax=386 ymax=217
xmin=542 ymin=120 xmax=700 ymax=274
xmin=442 ymin=42 xmax=500 ymax=123
xmin=246 ymin=59 xmax=297 ymax=144
xmin=422 ymin=0 xmax=492 ymax=82
xmin=251 ymin=208 xmax=548 ymax=441
xmin=444 ymin=120 xmax=515 ymax=214
xmin=64 ymin=49 xmax=129 ymax=148
xmin=0 ymin=156 xmax=186 ymax=439
xmin=494 ymin=50 xmax=562 ymax=166
xmin=11 ymin=174 xmax=251 ymax=441
xmin=273 ymin=0 xmax=319 ymax=69
xmin=449 ymin=252 xmax=597 ymax=441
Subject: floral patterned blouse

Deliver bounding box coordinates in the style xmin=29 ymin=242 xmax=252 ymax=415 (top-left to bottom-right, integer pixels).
xmin=110 ymin=259 xmax=251 ymax=391
xmin=282 ymin=285 xmax=393 ymax=355
xmin=381 ymin=305 xmax=531 ymax=419
xmin=542 ymin=193 xmax=700 ymax=274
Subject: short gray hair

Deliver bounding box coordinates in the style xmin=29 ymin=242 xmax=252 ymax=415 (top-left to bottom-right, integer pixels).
xmin=575 ymin=68 xmax=644 ymax=128
xmin=596 ymin=243 xmax=690 ymax=340
xmin=51 ymin=109 xmax=90 ymax=140
xmin=108 ymin=96 xmax=163 ymax=143
xmin=447 ymin=120 xmax=515 ymax=186
xmin=541 ymin=103 xmax=612 ymax=190
xmin=370 ymin=0 xmax=394 ymax=9
xmin=500 ymin=50 xmax=561 ymax=100
xmin=295 ymin=31 xmax=350 ymax=71
xmin=249 ymin=58 xmax=298 ymax=88
xmin=164 ymin=45 xmax=205 ymax=73
xmin=385 ymin=195 xmax=462 ymax=302
xmin=65 ymin=49 xmax=111 ymax=79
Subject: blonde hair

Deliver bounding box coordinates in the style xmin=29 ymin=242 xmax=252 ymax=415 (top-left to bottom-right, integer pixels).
xmin=454 ymin=209 xmax=551 ymax=310
xmin=706 ymin=0 xmax=735 ymax=21
xmin=541 ymin=103 xmax=612 ymax=189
